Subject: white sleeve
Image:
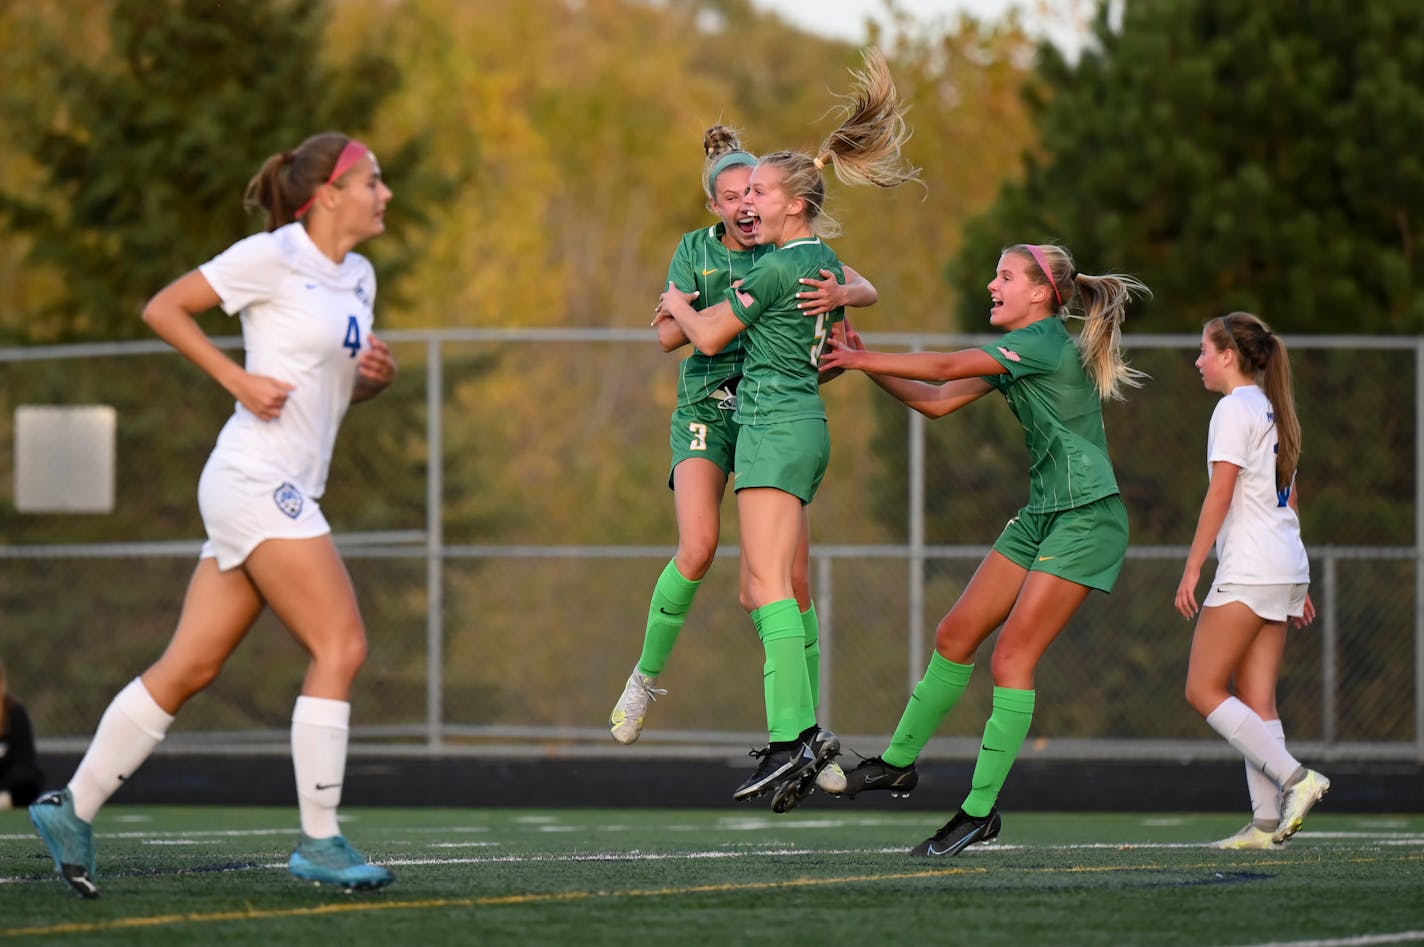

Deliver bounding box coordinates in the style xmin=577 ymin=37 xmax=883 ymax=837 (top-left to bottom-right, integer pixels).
xmin=197 ymin=232 xmax=285 ymax=316
xmin=1206 ymin=395 xmax=1252 ymax=468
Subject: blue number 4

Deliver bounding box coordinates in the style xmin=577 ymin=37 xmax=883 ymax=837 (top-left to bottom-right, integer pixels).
xmin=342 ymin=315 xmax=361 ymax=358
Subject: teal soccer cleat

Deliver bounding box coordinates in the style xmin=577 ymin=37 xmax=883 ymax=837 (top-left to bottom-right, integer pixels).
xmin=30 ymin=788 xmax=99 ymax=899
xmin=289 ymin=834 xmax=395 ymax=890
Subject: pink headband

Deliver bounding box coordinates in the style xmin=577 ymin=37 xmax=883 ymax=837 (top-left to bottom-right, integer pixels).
xmin=1026 ymin=244 xmax=1062 ymax=309
xmin=295 ymin=139 xmax=371 ymax=219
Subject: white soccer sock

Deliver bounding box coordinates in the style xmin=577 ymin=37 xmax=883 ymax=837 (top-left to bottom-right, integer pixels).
xmin=1245 ymin=718 xmax=1287 ymax=827
xmin=291 ymin=696 xmax=350 ymax=839
xmin=1206 ymin=697 xmax=1301 ymax=788
xmin=69 ymin=678 xmax=175 ymax=823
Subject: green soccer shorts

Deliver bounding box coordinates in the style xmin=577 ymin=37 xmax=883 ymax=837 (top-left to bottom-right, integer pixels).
xmin=993 ymin=493 xmax=1129 ymax=592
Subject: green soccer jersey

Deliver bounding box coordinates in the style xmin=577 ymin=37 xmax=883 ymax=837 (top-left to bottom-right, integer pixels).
xmin=667 ymin=224 xmax=773 ymax=407
xmin=981 ymin=317 xmax=1120 ymax=512
xmin=727 ymin=237 xmax=844 ymax=426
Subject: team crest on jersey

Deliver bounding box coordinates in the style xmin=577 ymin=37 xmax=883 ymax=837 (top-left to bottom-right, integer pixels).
xmin=273 ymin=482 xmax=304 ymax=519
xmin=354 ymin=279 xmax=370 ymax=308
xmin=997 ymin=346 xmax=1022 ymax=362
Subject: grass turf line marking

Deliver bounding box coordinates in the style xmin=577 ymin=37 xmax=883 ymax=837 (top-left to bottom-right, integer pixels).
xmin=9 ymin=853 xmax=1423 ymax=939
xmin=1226 ymin=932 xmax=1424 ymax=947
xmin=0 ymin=867 xmax=990 ymax=939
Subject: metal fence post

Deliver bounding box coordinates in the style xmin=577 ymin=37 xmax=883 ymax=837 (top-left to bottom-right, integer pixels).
xmin=426 ymin=336 xmax=445 ymax=749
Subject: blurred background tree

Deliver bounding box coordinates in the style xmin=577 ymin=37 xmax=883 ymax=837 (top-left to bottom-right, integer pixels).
xmin=951 ymin=0 xmax=1424 ymax=333
xmin=0 ymin=0 xmax=433 ymax=343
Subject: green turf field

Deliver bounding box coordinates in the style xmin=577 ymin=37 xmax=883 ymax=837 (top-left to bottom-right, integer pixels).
xmin=2 ymin=807 xmax=1421 ymax=945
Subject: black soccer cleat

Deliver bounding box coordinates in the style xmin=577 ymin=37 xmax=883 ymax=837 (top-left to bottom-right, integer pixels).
xmin=841 ymin=755 xmax=919 ymax=799
xmin=911 ymin=808 xmax=1002 ymax=857
xmin=733 ymin=741 xmax=816 ymax=801
xmin=770 ymin=728 xmax=842 ymax=814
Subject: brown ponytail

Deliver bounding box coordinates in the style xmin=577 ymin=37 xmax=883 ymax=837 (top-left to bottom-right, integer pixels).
xmin=242 ymin=132 xmax=352 ymax=231
xmin=1205 ymin=312 xmax=1301 ymax=492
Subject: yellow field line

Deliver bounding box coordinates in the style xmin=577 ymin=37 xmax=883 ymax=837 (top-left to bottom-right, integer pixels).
xmin=5 ymin=867 xmax=971 ymax=939
xmin=5 ymin=853 xmax=1420 ymax=940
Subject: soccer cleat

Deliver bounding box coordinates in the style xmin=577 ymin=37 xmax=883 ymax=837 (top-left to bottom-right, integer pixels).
xmin=29 ymin=788 xmax=99 ymax=899
xmin=911 ymin=808 xmax=1002 ymax=857
xmin=770 ymin=728 xmax=842 ymax=813
xmin=733 ymin=741 xmax=816 ymax=801
xmin=1273 ymin=769 xmax=1330 ymax=843
xmin=288 ymin=834 xmax=395 ymax=890
xmin=608 ymin=669 xmax=667 ymax=745
xmin=816 ymin=761 xmax=848 ymax=795
xmin=840 ymin=755 xmax=919 ymax=799
xmin=1211 ymin=823 xmax=1282 ymax=850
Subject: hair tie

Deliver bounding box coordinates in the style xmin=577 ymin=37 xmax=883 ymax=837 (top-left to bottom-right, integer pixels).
xmin=1069 ymin=270 xmax=1080 ymax=281
xmin=813 ymin=156 xmax=825 ymax=171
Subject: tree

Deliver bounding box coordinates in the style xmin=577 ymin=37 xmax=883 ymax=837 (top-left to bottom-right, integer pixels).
xmin=952 ymin=0 xmax=1424 ymax=334
xmin=0 ymin=0 xmax=415 ymax=343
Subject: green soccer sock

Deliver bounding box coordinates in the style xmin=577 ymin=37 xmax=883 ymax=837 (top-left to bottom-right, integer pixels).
xmin=961 ymin=686 xmax=1037 ymax=818
xmin=636 ymin=559 xmax=701 ymax=678
xmin=882 ymin=652 xmax=974 ymax=768
xmin=801 ymin=603 xmax=821 ymax=714
xmin=753 ymin=598 xmax=814 ymax=742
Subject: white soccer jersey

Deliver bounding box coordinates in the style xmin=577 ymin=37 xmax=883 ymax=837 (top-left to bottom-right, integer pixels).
xmin=198 ymin=221 xmax=375 ymax=499
xmin=1207 ymin=384 xmax=1310 ymax=585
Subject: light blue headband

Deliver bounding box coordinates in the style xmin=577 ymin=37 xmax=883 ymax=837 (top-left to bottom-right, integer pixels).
xmin=706 ymin=150 xmax=758 ymax=195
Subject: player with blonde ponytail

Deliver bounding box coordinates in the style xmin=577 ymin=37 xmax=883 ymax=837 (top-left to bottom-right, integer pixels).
xmin=819 ymin=242 xmax=1148 ymax=856
xmin=657 ymin=48 xmax=918 ymax=812
xmin=609 ymin=123 xmax=878 ymax=799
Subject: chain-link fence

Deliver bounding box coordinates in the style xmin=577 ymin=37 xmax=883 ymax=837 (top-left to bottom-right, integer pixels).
xmin=2 ymin=329 xmax=1418 ymax=762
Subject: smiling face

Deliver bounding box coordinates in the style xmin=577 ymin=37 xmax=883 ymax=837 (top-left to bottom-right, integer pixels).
xmin=708 ymin=164 xmax=756 ymax=250
xmin=743 ymin=162 xmax=807 ymax=247
xmin=986 ymin=251 xmax=1053 ymax=331
xmin=329 ymin=153 xmax=392 ymax=243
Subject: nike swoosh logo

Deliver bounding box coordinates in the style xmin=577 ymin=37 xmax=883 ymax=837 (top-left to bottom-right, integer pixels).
xmin=701 ymin=268 xmax=720 ymax=276
xmin=658 ymin=607 xmax=685 ymax=616
xmin=927 ymin=840 xmax=957 ymax=856
xmin=304 ymin=282 xmax=318 ymax=289
xmin=981 ymin=745 xmax=1005 ymax=753
xmin=864 ymin=772 xmax=887 ymax=784
xmin=1037 ymin=556 xmax=1056 ymax=562
xmin=315 ymin=782 xmax=343 ymax=791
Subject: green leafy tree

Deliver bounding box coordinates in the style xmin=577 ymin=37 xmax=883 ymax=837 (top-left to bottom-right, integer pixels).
xmin=953 ymin=0 xmax=1424 ymax=334
xmin=0 ymin=0 xmax=417 ymax=343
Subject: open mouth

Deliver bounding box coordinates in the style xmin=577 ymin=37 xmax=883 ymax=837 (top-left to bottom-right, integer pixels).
xmin=737 ymin=212 xmax=758 ymax=237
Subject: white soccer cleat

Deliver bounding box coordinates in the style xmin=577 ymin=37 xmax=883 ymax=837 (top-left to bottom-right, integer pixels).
xmin=1211 ymin=823 xmax=1280 ymax=850
xmin=608 ymin=669 xmax=666 ymax=744
xmin=815 ymin=760 xmax=848 ymax=795
xmin=1273 ymin=769 xmax=1330 ymax=843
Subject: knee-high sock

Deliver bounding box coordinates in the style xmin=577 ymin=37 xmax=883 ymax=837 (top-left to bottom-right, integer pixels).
xmin=801 ymin=603 xmax=821 ymax=714
xmin=1205 ymin=697 xmax=1301 ymax=787
xmin=637 ymin=559 xmax=701 ymax=678
xmin=1245 ymin=718 xmax=1287 ymax=828
xmin=292 ymin=696 xmax=350 ymax=839
xmin=69 ymin=679 xmax=174 ymax=824
xmin=962 ymin=686 xmax=1036 ymax=818
xmin=753 ymin=599 xmax=813 ymax=742
xmin=882 ymin=653 xmax=974 ymax=768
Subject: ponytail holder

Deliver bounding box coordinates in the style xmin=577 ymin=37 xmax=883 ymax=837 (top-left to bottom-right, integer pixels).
xmin=813 ymin=156 xmax=825 ymax=171
xmin=295 ymin=139 xmax=371 ymax=219
xmin=1069 ymin=270 xmax=1080 ymax=281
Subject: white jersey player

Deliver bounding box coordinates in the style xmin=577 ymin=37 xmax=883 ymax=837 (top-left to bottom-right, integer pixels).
xmin=1176 ymin=311 xmax=1329 ymax=851
xmin=30 ymin=133 xmax=398 ymax=897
